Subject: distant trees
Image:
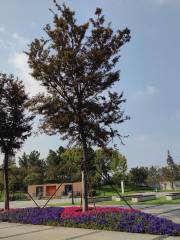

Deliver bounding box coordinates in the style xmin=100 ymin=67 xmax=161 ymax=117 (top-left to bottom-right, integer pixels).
xmin=94 ymin=149 xmax=112 ymax=184
xmin=46 ymin=147 xmax=65 ymax=182
xmin=146 ymin=166 xmax=160 ymax=189
xmin=0 ymin=74 xmax=33 ymax=209
xmin=126 ymin=151 xmax=180 ymax=190
xmin=111 ymin=151 xmax=127 ymax=183
xmin=19 ymin=151 xmax=45 ymax=186
xmin=26 ymin=1 xmax=130 ymax=211
xmin=60 ymin=148 xmax=84 ymax=182
xmin=129 ymin=167 xmax=148 ymax=186
xmin=0 ymin=147 xmax=128 ymax=195
xmin=1 ymin=145 xmax=179 ymax=197
xmin=94 ymin=149 xmax=127 ymax=185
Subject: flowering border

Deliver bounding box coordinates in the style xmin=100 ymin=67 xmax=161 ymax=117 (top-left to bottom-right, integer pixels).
xmin=0 ymin=207 xmax=179 ymax=236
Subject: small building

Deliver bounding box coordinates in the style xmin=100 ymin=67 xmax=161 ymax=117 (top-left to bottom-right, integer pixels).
xmin=28 ymin=182 xmax=82 ymax=199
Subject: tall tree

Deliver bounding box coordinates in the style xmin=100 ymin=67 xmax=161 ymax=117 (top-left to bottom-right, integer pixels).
xmin=167 ymin=150 xmax=174 ymax=167
xmin=0 ymin=74 xmax=33 ymax=209
xmin=26 ymin=1 xmax=130 ymax=211
xmin=166 ymin=150 xmax=178 ymax=189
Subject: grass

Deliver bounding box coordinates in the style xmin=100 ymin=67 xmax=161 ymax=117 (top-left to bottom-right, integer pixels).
xmin=48 ymin=202 xmax=80 ymax=207
xmin=98 ymin=196 xmax=180 ymax=206
xmin=95 ymin=184 xmax=180 ymax=197
xmin=95 ymin=184 xmax=154 ymax=197
xmin=48 ymin=196 xmax=180 ymax=207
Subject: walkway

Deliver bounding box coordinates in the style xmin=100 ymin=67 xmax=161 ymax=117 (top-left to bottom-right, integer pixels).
xmin=0 ymin=222 xmax=179 ymax=240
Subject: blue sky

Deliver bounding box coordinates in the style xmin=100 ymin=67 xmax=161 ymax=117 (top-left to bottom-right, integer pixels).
xmin=0 ymin=0 xmax=180 ymax=168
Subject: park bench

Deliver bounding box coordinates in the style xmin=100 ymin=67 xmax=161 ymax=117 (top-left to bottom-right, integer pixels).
xmin=131 ymin=194 xmax=156 ymax=203
xmin=166 ymin=192 xmax=180 ymax=200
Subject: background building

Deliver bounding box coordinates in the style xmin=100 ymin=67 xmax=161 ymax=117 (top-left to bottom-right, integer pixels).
xmin=28 ymin=182 xmax=82 ymax=199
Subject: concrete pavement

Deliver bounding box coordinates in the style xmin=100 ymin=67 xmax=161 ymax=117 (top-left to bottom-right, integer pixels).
xmin=0 ymin=199 xmax=80 ymax=209
xmin=131 ymin=204 xmax=180 ymax=224
xmin=0 ymin=222 xmax=179 ymax=240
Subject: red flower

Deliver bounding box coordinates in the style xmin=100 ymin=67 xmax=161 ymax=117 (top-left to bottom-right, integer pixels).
xmin=60 ymin=206 xmax=139 ymax=219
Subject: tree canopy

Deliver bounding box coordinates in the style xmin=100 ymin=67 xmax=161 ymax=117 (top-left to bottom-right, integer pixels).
xmin=26 ymin=0 xmax=130 ymax=211
xmin=0 ymin=73 xmax=33 ymax=209
xmin=0 ymin=74 xmax=33 ymax=156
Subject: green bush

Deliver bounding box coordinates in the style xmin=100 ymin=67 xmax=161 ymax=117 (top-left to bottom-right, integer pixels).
xmin=9 ymin=192 xmax=28 ymax=201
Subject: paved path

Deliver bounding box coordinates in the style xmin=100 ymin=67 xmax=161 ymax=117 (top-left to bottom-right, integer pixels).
xmin=0 ymin=222 xmax=179 ymax=240
xmin=0 ymin=199 xmax=80 ymax=208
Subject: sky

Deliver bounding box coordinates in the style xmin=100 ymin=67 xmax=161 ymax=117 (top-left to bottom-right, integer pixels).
xmin=0 ymin=0 xmax=180 ymax=168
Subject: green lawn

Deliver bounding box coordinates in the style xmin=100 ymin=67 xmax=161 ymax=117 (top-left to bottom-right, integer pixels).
xmin=48 ymin=202 xmax=80 ymax=207
xmin=98 ymin=196 xmax=180 ymax=206
xmin=48 ymin=196 xmax=180 ymax=207
xmin=95 ymin=185 xmax=154 ymax=197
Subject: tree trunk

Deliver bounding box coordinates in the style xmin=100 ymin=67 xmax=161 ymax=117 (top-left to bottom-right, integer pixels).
xmin=81 ymin=169 xmax=88 ymax=211
xmin=81 ymin=136 xmax=89 ymax=212
xmin=3 ymin=152 xmax=9 ymax=210
xmin=71 ymin=177 xmax=74 ymax=205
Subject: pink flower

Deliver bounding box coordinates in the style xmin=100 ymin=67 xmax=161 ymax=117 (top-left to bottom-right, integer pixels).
xmin=60 ymin=206 xmax=139 ymax=219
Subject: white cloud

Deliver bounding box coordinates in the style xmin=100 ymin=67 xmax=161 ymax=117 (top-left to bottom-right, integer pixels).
xmin=0 ymin=39 xmax=7 ymax=49
xmin=12 ymin=32 xmax=28 ymax=46
xmin=0 ymin=30 xmax=29 ymax=51
xmin=137 ymin=85 xmax=158 ymax=97
xmin=0 ymin=26 xmax=5 ymax=33
xmin=9 ymin=52 xmax=44 ymax=96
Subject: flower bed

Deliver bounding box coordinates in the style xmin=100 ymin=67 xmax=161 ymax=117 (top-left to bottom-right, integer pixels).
xmin=0 ymin=207 xmax=179 ymax=236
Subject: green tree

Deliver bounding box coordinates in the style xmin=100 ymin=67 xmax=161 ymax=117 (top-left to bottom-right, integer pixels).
xmin=61 ymin=148 xmax=95 ymax=182
xmin=61 ymin=148 xmax=82 ymax=204
xmin=0 ymin=74 xmax=33 ymax=209
xmin=147 ymin=166 xmax=160 ymax=189
xmin=19 ymin=151 xmax=45 ymax=186
xmin=94 ymin=149 xmax=127 ymax=184
xmin=46 ymin=146 xmax=65 ymax=182
xmin=8 ymin=166 xmax=23 ymax=192
xmin=61 ymin=147 xmax=96 ymax=203
xmin=111 ymin=151 xmax=127 ymax=183
xmin=129 ymin=167 xmax=148 ymax=185
xmin=94 ymin=149 xmax=112 ymax=183
xmin=26 ymin=1 xmax=130 ymax=211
